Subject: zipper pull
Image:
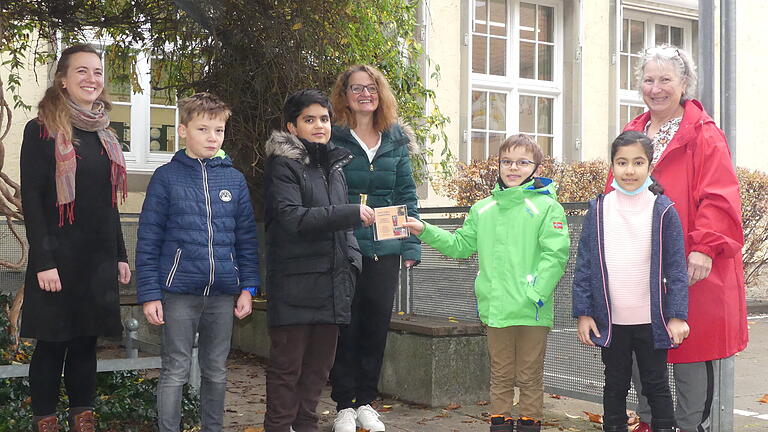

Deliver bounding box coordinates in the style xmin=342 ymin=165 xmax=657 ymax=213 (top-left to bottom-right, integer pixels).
xmin=369 ymin=164 xmax=374 ymax=171
xmin=374 ymin=254 xmax=379 ymax=261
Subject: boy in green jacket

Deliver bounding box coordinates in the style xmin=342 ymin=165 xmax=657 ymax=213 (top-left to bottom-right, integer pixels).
xmin=404 ymin=134 xmax=570 ymax=432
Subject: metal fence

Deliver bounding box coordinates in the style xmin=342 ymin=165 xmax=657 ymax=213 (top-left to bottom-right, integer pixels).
xmin=400 ymin=203 xmax=670 ymax=405
xmin=1 ymin=208 xmax=663 ymax=404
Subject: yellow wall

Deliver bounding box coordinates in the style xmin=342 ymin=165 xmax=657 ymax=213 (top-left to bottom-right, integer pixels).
xmin=579 ymin=0 xmax=613 ymax=162
xmin=1 ymin=52 xmax=49 ymax=186
xmin=422 ymin=0 xmax=465 ymax=207
xmin=734 ymin=2 xmax=768 ymax=172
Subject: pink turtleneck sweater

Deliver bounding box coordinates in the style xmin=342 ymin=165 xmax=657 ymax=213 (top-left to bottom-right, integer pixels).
xmin=603 ymin=189 xmax=656 ymax=325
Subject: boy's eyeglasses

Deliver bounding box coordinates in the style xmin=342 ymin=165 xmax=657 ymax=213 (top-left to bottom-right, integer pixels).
xmin=500 ymin=159 xmax=535 ymax=168
xmin=348 ymin=84 xmax=379 ymax=94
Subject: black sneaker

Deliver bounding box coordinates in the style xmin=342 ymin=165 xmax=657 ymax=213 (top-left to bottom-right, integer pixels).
xmin=515 ymin=417 xmax=541 ymax=432
xmin=490 ymin=415 xmax=514 ymax=432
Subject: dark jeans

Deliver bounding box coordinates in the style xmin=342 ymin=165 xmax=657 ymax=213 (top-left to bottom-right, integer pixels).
xmin=265 ymin=324 xmax=339 ymax=432
xmin=29 ymin=336 xmax=97 ymax=416
xmin=330 ymin=254 xmax=400 ymax=411
xmin=601 ymin=324 xmax=675 ymax=429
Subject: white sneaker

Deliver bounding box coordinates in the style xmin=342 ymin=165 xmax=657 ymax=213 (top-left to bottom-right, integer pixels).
xmin=356 ymin=404 xmax=385 ymax=431
xmin=333 ymin=407 xmax=358 ymax=432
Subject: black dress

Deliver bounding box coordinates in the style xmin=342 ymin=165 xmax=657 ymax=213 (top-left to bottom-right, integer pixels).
xmin=19 ymin=119 xmax=126 ymax=341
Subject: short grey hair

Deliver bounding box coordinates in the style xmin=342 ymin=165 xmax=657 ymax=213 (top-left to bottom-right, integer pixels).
xmin=635 ymin=44 xmax=698 ymax=103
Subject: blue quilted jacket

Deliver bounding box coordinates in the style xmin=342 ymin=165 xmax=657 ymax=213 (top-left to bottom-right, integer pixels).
xmin=136 ymin=150 xmax=261 ymax=303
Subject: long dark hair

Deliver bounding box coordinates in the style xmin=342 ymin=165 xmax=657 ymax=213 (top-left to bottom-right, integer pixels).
xmin=610 ymin=130 xmax=664 ymax=195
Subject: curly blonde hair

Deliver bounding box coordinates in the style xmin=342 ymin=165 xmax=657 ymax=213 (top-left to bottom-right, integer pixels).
xmin=330 ymin=65 xmax=398 ymax=132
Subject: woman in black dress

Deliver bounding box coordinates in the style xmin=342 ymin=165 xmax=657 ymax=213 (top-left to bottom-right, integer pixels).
xmin=20 ymin=44 xmax=130 ymax=432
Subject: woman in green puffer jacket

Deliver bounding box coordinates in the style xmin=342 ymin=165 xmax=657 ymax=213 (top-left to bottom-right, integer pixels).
xmin=327 ymin=64 xmax=421 ymax=432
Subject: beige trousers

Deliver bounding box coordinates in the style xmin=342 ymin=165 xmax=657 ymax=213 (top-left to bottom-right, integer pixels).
xmin=487 ymin=325 xmax=550 ymax=420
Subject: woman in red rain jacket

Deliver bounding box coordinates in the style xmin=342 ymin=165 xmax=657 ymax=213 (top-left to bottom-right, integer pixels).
xmin=606 ymin=44 xmax=746 ymax=432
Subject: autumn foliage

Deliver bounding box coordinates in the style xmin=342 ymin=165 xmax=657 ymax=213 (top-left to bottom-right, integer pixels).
xmin=436 ymin=159 xmax=768 ymax=286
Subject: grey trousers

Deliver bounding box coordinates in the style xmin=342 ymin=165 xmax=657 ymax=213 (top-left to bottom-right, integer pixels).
xmin=157 ymin=293 xmax=235 ymax=432
xmin=633 ymin=356 xmax=716 ymax=431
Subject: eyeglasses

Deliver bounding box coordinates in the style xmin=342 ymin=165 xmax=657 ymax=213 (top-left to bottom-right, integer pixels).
xmin=348 ymin=84 xmax=379 ymax=94
xmin=500 ymin=159 xmax=535 ymax=168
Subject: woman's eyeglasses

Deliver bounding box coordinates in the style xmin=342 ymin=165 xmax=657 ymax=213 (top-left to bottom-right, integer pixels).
xmin=348 ymin=84 xmax=379 ymax=94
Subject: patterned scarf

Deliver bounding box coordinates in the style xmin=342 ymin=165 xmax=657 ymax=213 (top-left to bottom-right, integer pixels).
xmin=53 ymin=100 xmax=127 ymax=225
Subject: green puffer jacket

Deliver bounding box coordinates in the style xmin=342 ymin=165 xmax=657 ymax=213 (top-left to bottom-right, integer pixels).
xmin=332 ymin=124 xmax=421 ymax=262
xmin=418 ymin=178 xmax=570 ymax=328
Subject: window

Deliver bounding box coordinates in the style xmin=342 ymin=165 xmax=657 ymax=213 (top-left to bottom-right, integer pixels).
xmin=617 ymin=10 xmax=693 ymax=131
xmin=469 ymin=0 xmax=562 ymax=162
xmin=104 ymin=48 xmax=184 ymax=171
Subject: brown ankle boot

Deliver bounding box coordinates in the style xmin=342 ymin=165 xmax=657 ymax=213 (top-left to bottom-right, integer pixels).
xmin=33 ymin=415 xmax=59 ymax=432
xmin=69 ymin=410 xmax=95 ymax=432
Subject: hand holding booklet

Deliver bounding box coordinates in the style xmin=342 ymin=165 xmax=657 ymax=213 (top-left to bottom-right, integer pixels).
xmin=373 ymin=205 xmax=410 ymax=241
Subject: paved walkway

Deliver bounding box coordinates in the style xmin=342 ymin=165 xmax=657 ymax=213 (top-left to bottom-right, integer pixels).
xmin=222 ymin=313 xmax=768 ymax=431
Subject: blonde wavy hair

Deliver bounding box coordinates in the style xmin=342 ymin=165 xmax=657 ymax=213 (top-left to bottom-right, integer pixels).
xmin=330 ymin=65 xmax=398 ymax=132
xmin=38 ymin=44 xmax=112 ymax=142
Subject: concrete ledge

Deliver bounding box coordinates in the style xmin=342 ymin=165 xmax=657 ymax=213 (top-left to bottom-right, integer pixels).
xmin=747 ymin=299 xmax=768 ymax=315
xmin=230 ymin=306 xmax=490 ymax=406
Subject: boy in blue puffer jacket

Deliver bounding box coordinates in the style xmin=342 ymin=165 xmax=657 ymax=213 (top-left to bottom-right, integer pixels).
xmin=136 ymin=93 xmax=260 ymax=432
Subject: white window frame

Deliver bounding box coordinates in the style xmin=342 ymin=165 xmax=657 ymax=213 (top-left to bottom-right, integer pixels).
xmin=467 ymin=0 xmax=563 ymax=163
xmin=72 ymin=31 xmax=180 ymax=173
xmin=617 ymin=9 xmax=693 ymax=131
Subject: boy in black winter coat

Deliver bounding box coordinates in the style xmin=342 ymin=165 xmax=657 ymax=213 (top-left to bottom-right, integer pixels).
xmin=262 ymin=89 xmax=374 ymax=432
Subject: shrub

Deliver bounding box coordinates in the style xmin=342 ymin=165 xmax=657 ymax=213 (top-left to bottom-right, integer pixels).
xmin=0 ymin=294 xmax=200 ymax=431
xmin=737 ymin=167 xmax=768 ymax=286
xmin=436 ymin=161 xmax=768 ymax=286
xmin=434 ymin=157 xmax=608 ymax=206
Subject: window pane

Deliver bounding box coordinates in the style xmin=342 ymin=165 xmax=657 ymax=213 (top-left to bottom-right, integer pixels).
xmin=671 ymin=27 xmax=683 ymax=47
xmin=537 ymin=136 xmax=552 ymax=156
xmin=631 ymin=56 xmax=642 ymax=90
xmin=149 ymin=107 xmax=177 ymax=153
xmin=519 ymin=41 xmax=535 ymax=79
xmin=519 ymin=95 xmax=535 ymax=133
xmin=489 ymin=92 xmax=506 ymax=131
xmin=630 ymin=20 xmax=645 ymax=54
xmin=474 ymin=0 xmax=488 ymax=33
xmin=537 ymin=44 xmax=553 ymax=81
xmin=655 ymin=24 xmax=669 ymax=45
xmin=472 ymin=35 xmax=488 ymax=74
xmin=537 ymin=97 xmax=553 ymax=134
xmin=538 ymin=5 xmax=554 ymax=43
xmin=109 ymin=104 xmax=131 ymax=152
xmin=105 ymin=52 xmax=132 ymax=103
xmin=520 ymin=3 xmax=536 ymax=40
xmin=630 ymin=105 xmax=645 ymax=119
xmin=622 ymin=19 xmax=629 ymax=53
xmin=489 ymin=37 xmax=506 ymax=76
xmin=489 ymin=0 xmax=506 ymax=36
xmin=471 ymin=131 xmax=486 ymax=161
xmin=472 ymin=91 xmax=487 ymax=129
xmin=489 ymin=133 xmax=506 ymax=157
xmin=620 ymin=55 xmax=628 ymax=90
xmin=150 ymin=59 xmax=176 ymax=105
xmin=620 ymin=105 xmax=629 ymax=125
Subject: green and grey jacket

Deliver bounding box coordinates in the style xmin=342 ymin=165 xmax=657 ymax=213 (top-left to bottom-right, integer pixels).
xmin=331 ymin=124 xmax=421 ymax=262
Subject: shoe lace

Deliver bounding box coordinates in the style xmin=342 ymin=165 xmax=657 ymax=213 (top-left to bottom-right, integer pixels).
xmin=76 ymin=414 xmax=95 ymax=432
xmin=358 ymin=405 xmax=381 ymax=419
xmin=335 ymin=409 xmax=356 ymax=424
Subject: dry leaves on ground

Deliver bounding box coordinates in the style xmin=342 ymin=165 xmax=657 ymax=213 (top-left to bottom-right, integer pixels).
xmin=243 ymin=427 xmax=263 ymax=432
xmin=758 ymin=394 xmax=768 ymax=404
xmin=445 ymin=403 xmax=461 ymax=410
xmin=584 ymin=411 xmax=603 ymax=424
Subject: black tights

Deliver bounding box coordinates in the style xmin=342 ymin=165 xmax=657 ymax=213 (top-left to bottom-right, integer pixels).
xmin=29 ymin=336 xmax=97 ymax=416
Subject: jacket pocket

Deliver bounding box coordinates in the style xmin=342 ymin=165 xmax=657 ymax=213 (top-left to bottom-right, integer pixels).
xmin=276 ymin=256 xmax=333 ymax=307
xmin=166 ymin=248 xmax=182 ymax=287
